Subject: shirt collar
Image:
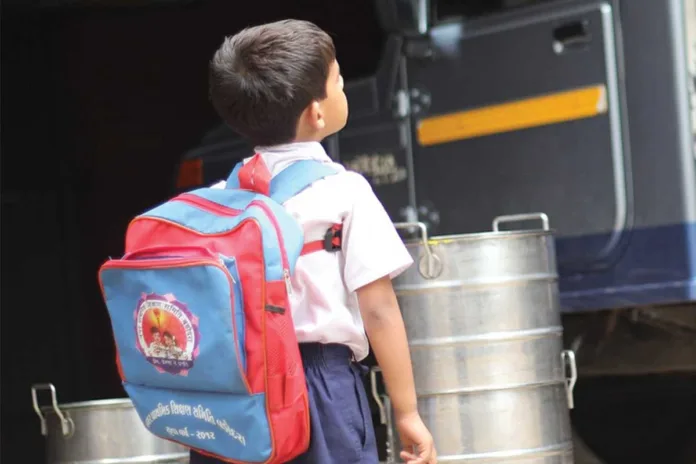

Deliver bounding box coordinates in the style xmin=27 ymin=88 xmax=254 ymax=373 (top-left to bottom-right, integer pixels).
xmin=247 ymin=141 xmax=337 ymax=175
xmin=255 ymin=141 xmax=330 ymax=161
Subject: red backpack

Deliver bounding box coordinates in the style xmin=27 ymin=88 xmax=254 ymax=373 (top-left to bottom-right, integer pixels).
xmin=99 ymin=155 xmax=341 ymax=463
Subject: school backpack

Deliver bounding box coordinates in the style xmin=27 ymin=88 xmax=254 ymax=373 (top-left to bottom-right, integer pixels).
xmin=98 ymin=155 xmax=342 ymax=463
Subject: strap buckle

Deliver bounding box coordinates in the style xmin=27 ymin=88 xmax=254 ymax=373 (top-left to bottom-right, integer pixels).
xmin=323 ymin=224 xmax=343 ymax=252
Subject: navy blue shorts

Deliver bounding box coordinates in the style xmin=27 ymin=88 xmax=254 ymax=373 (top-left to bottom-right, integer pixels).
xmin=190 ymin=343 xmax=378 ymax=464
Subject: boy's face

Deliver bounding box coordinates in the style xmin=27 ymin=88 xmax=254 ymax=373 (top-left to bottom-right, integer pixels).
xmin=321 ymin=60 xmax=348 ymax=136
xmin=296 ymin=59 xmax=348 ymax=142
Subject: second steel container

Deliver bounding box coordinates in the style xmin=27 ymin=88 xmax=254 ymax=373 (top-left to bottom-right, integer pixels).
xmin=374 ymin=213 xmax=577 ymax=463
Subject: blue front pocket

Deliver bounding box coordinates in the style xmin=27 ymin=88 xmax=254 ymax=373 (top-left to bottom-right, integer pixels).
xmin=125 ymin=382 xmax=272 ymax=463
xmin=100 ymin=247 xmax=248 ymax=394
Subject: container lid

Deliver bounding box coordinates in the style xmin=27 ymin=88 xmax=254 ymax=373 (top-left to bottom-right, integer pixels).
xmin=401 ymin=213 xmax=554 ymax=248
xmin=404 ymin=228 xmax=552 ymax=246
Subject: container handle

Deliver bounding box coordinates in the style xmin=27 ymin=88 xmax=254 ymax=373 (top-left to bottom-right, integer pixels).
xmin=492 ymin=213 xmax=550 ymax=232
xmin=370 ymin=367 xmax=397 ymax=463
xmin=31 ymin=383 xmax=74 ymax=437
xmin=370 ymin=367 xmax=387 ymax=424
xmin=561 ymin=350 xmax=578 ymax=409
xmin=393 ymin=222 xmax=440 ymax=279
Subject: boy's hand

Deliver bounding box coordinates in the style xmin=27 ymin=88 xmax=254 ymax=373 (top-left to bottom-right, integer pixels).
xmin=395 ymin=411 xmax=437 ymax=464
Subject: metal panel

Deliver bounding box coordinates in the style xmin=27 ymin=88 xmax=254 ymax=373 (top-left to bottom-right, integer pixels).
xmin=406 ymin=1 xmax=629 ymax=272
xmin=337 ymin=119 xmax=416 ymax=222
xmin=558 ymin=0 xmax=696 ymax=311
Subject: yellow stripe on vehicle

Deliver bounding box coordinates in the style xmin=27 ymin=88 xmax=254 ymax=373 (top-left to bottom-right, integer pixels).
xmin=416 ymin=84 xmax=608 ymax=147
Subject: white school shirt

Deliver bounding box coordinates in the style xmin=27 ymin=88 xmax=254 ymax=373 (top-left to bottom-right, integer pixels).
xmin=212 ymin=141 xmax=413 ymax=361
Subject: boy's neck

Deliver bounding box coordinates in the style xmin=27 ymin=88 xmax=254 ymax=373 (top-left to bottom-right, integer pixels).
xmin=256 ymin=139 xmax=323 ymax=153
xmin=294 ymin=123 xmax=335 ymax=143
xmin=291 ymin=134 xmax=324 ymax=143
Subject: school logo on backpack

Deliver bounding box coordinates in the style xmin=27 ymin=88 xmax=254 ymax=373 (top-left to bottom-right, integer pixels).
xmin=99 ymin=155 xmax=342 ymax=464
xmin=134 ymin=292 xmax=200 ymax=375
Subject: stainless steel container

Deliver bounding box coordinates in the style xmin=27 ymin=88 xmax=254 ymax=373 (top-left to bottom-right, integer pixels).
xmin=374 ymin=214 xmax=577 ymax=463
xmin=32 ymin=383 xmax=189 ymax=463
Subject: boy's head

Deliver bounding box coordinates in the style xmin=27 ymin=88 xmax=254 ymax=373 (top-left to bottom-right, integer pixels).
xmin=209 ymin=20 xmax=347 ymax=147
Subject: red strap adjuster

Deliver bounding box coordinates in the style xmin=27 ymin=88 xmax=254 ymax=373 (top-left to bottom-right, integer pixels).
xmin=301 ymin=224 xmax=343 ymax=256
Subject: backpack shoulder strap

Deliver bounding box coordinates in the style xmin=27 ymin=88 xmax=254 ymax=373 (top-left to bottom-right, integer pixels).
xmin=269 ymin=160 xmax=339 ymax=204
xmin=272 ymin=162 xmax=344 ymax=256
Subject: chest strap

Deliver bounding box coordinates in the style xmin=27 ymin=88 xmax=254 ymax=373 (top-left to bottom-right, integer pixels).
xmin=300 ymin=224 xmax=343 ymax=256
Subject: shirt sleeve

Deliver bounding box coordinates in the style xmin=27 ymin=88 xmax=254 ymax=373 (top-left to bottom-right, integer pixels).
xmin=341 ymin=172 xmax=414 ymax=293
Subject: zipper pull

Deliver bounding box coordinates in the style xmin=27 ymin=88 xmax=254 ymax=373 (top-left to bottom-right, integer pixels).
xmin=284 ymin=269 xmax=293 ymax=295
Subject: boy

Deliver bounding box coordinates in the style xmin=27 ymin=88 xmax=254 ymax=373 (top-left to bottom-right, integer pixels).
xmin=193 ymin=19 xmax=437 ymax=464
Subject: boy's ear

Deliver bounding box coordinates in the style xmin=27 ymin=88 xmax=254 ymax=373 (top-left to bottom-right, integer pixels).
xmin=304 ymin=100 xmax=325 ymax=131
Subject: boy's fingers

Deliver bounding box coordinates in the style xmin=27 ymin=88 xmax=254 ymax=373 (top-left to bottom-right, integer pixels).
xmin=400 ymin=446 xmax=435 ymax=464
xmin=400 ymin=450 xmax=422 ymax=463
xmin=429 ymin=445 xmax=437 ymax=463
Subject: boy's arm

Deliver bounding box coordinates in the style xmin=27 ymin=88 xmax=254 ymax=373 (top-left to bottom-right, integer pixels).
xmin=356 ymin=275 xmax=417 ymax=416
xmin=339 ymin=171 xmax=419 ymax=409
xmin=339 ymin=172 xmax=436 ymax=463
xmin=357 ymin=276 xmax=436 ymax=464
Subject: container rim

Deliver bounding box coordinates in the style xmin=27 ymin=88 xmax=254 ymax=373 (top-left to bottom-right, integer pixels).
xmin=403 ymin=228 xmax=554 ymax=247
xmin=41 ymin=397 xmax=132 ymax=413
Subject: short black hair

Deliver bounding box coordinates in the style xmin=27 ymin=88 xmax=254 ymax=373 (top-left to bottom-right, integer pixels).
xmin=209 ymin=19 xmax=336 ymax=147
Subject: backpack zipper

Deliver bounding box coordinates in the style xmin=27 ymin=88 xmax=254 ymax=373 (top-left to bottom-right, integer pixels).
xmin=249 ymin=200 xmax=292 ymax=295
